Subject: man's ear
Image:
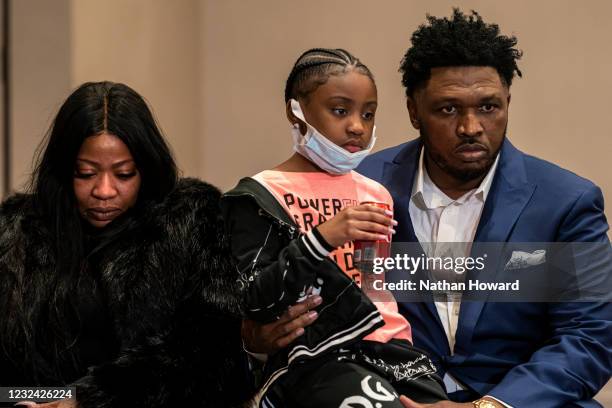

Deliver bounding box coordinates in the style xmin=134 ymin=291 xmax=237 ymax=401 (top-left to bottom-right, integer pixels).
xmin=286 ymin=99 xmax=307 ymax=135
xmin=406 ymin=96 xmax=420 ymax=130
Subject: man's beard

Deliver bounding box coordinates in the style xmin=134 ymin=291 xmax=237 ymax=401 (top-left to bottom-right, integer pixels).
xmin=419 ymin=125 xmax=506 ymax=183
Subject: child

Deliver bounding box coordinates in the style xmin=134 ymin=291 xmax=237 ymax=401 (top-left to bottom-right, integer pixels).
xmin=222 ymin=48 xmax=446 ymax=407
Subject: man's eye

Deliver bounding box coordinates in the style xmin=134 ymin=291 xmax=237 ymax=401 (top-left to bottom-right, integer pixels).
xmin=480 ymin=104 xmax=497 ymax=113
xmin=440 ymin=106 xmax=457 ymax=114
xmin=332 ymin=108 xmax=348 ymax=116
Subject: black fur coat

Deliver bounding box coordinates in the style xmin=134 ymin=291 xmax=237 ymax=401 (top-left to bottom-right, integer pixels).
xmin=0 ymin=178 xmax=253 ymax=407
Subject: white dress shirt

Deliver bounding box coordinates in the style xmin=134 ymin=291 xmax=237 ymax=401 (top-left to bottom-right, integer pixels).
xmin=408 ymin=149 xmax=509 ymax=406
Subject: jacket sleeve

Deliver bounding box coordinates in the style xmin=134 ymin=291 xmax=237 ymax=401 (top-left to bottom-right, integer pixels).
xmin=72 ymin=185 xmax=254 ymax=408
xmin=223 ymin=195 xmax=335 ymax=323
xmin=488 ymin=185 xmax=612 ymax=406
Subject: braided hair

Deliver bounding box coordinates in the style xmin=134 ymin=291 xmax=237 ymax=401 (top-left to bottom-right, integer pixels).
xmin=399 ymin=9 xmax=522 ymax=97
xmin=284 ymin=48 xmax=375 ymax=102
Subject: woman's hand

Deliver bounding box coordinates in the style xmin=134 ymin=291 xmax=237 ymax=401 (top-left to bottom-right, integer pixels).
xmin=15 ymin=399 xmax=77 ymax=408
xmin=242 ymin=295 xmax=322 ymax=355
xmin=317 ymin=204 xmax=397 ymax=248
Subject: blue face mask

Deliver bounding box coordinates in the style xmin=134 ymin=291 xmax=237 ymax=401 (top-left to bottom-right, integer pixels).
xmin=290 ymin=99 xmax=376 ymax=175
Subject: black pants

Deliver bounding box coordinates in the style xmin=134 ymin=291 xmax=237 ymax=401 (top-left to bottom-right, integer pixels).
xmin=286 ymin=360 xmax=414 ymax=407
xmin=264 ymin=340 xmax=447 ymax=408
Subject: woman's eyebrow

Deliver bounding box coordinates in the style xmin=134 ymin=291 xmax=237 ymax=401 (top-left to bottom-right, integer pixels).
xmin=76 ymin=158 xmax=135 ymax=168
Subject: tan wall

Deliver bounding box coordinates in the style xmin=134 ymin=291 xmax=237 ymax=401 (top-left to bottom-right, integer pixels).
xmin=11 ymin=0 xmax=612 ymax=229
xmin=200 ymin=1 xmax=612 ymax=237
xmin=70 ymin=0 xmax=201 ymax=178
xmin=11 ymin=0 xmax=71 ymax=191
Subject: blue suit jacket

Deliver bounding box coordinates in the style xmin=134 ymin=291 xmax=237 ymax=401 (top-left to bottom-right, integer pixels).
xmin=357 ymin=138 xmax=612 ymax=407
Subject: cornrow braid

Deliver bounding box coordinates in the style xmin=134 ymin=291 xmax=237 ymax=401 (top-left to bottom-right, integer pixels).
xmin=284 ymin=48 xmax=375 ymax=102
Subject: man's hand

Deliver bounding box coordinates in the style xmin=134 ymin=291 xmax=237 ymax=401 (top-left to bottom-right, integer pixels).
xmin=399 ymin=396 xmax=473 ymax=408
xmin=242 ymin=295 xmax=322 ymax=354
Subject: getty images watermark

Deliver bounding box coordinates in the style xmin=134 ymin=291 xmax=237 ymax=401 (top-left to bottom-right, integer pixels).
xmin=358 ymin=242 xmax=612 ymax=303
xmin=370 ymin=253 xmax=520 ymax=292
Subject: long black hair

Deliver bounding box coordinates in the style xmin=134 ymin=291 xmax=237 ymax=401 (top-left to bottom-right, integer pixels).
xmin=32 ymin=80 xmax=178 ymax=262
xmin=4 ymin=81 xmax=178 ymax=381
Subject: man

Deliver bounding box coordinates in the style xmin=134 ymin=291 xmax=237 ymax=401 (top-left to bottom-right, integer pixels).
xmin=357 ymin=9 xmax=611 ymax=408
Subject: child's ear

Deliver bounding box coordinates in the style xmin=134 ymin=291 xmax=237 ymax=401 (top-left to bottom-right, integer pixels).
xmin=286 ymin=100 xmax=307 ymax=135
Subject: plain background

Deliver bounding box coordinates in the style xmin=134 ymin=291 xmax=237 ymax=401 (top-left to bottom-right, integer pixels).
xmin=5 ymin=1 xmax=611 ymax=232
xmin=3 ymin=0 xmax=611 ymax=402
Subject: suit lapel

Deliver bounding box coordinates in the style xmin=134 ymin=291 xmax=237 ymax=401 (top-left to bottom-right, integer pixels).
xmin=455 ymin=140 xmax=536 ymax=350
xmin=383 ymin=161 xmax=418 ymax=244
xmin=383 ymin=140 xmax=446 ymax=332
xmin=474 ymin=141 xmax=536 ymax=243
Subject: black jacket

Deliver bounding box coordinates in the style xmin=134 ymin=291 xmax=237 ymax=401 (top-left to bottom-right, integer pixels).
xmin=222 ymin=178 xmax=448 ymax=406
xmin=0 ymin=178 xmax=253 ymax=408
xmin=221 ymin=178 xmax=383 ymax=366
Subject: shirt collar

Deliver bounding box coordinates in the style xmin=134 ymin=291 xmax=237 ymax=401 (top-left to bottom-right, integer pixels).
xmin=476 ymin=152 xmax=500 ymax=201
xmin=411 ymin=146 xmax=500 ymax=209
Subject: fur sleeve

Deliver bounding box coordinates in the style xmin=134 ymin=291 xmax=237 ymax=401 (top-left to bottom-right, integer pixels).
xmin=72 ymin=301 xmax=253 ymax=408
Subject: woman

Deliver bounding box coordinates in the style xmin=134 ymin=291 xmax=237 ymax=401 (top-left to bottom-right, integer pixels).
xmin=0 ymin=82 xmax=252 ymax=407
